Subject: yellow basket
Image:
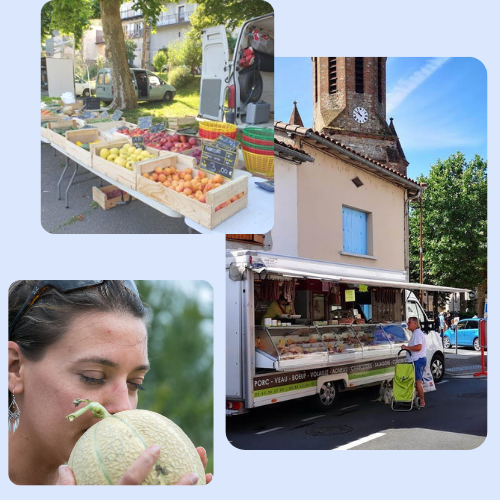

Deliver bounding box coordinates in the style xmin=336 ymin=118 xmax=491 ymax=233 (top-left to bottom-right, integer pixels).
xmin=198 ymin=120 xmax=237 ymax=140
xmin=242 ymin=149 xmax=274 ymax=178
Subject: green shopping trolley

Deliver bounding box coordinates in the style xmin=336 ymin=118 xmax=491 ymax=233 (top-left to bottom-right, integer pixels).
xmin=391 ymin=348 xmax=421 ymax=411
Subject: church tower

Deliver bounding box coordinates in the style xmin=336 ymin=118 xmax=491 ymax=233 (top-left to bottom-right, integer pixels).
xmin=312 ymin=57 xmax=408 ymax=175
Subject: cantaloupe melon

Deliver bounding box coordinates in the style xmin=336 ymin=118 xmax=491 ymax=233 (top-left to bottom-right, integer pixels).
xmin=66 ymin=399 xmax=206 ymax=485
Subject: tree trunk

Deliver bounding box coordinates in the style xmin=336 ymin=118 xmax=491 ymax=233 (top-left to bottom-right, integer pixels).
xmin=476 ymin=280 xmax=487 ymax=317
xmin=100 ymin=0 xmax=137 ymax=109
xmin=141 ymin=20 xmax=148 ymax=69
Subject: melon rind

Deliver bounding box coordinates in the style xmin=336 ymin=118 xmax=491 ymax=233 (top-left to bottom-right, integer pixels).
xmin=67 ymin=409 xmax=206 ymax=485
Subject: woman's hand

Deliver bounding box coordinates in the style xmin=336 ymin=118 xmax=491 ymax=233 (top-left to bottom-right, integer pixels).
xmin=56 ymin=445 xmax=212 ymax=485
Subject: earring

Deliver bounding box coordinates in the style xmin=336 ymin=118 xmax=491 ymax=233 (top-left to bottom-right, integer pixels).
xmin=9 ymin=388 xmax=20 ymax=434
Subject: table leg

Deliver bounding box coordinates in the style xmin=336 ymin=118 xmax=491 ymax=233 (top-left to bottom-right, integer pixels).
xmin=57 ymin=156 xmax=69 ymax=200
xmin=65 ymin=162 xmax=78 ymax=208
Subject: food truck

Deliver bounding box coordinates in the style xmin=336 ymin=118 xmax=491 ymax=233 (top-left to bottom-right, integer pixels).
xmin=226 ymin=250 xmax=469 ymax=415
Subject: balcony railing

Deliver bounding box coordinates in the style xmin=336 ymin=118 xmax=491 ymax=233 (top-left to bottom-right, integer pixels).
xmin=156 ymin=7 xmax=196 ymax=26
xmin=120 ymin=8 xmax=143 ymax=20
xmin=124 ymin=27 xmax=144 ymax=39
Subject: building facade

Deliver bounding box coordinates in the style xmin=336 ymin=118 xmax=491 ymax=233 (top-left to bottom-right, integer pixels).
xmin=120 ymin=1 xmax=197 ymax=68
xmin=312 ymin=57 xmax=408 ymax=176
xmin=229 ymin=56 xmax=423 ymax=284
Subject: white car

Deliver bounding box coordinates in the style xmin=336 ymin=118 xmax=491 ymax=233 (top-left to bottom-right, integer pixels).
xmin=74 ymin=76 xmax=96 ymax=97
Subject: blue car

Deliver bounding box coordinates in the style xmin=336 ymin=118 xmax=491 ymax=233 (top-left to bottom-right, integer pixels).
xmin=443 ymin=318 xmax=483 ymax=351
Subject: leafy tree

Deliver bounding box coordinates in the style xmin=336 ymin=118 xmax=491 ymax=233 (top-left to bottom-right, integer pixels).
xmin=409 ymin=152 xmax=487 ymax=315
xmin=187 ymin=0 xmax=273 ymax=35
xmin=134 ymin=280 xmax=213 ymax=475
xmin=125 ymin=39 xmax=138 ymax=66
xmin=168 ymin=33 xmax=202 ymax=75
xmin=152 ymin=50 xmax=168 ymax=72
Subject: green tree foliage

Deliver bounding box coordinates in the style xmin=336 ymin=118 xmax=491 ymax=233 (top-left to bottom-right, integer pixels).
xmin=134 ymin=281 xmax=213 ymax=474
xmin=168 ymin=33 xmax=202 ymax=75
xmin=41 ymin=0 xmax=95 ymax=49
xmin=153 ymin=50 xmax=168 ymax=72
xmin=409 ymin=152 xmax=487 ymax=312
xmin=188 ymin=0 xmax=273 ymax=35
xmin=125 ymin=39 xmax=138 ymax=65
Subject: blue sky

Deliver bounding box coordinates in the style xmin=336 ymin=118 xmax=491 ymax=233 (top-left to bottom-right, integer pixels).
xmin=274 ymin=57 xmax=487 ymax=179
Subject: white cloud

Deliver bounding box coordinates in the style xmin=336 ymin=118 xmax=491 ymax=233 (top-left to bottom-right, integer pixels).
xmin=387 ymin=57 xmax=451 ymax=114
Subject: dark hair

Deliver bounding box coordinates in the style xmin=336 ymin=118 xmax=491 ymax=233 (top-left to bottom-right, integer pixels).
xmin=279 ymin=294 xmax=287 ymax=302
xmin=8 ymin=280 xmax=151 ymax=362
xmin=408 ymin=316 xmax=420 ymax=327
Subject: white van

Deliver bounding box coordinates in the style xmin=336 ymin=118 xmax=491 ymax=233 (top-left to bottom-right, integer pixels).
xmin=199 ymin=12 xmax=274 ymax=125
xmin=226 ymin=250 xmax=452 ymax=415
xmin=95 ymin=68 xmax=176 ymax=104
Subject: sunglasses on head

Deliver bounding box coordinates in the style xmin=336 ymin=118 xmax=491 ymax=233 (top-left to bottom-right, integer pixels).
xmin=9 ymin=280 xmax=139 ymax=336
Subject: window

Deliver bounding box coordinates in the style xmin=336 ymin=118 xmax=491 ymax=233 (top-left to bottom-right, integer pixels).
xmin=97 ymin=73 xmax=103 ymax=85
xmin=178 ymin=5 xmax=185 ymax=22
xmin=342 ymin=206 xmax=367 ymax=255
xmin=149 ymin=75 xmax=160 ymax=86
xmin=104 ymin=71 xmax=111 ymax=85
xmin=355 ymin=57 xmax=364 ymax=93
xmin=328 ymin=57 xmax=337 ymax=94
xmin=407 ymin=301 xmax=426 ymax=324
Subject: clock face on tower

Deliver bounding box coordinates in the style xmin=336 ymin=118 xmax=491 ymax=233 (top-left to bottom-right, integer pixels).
xmin=353 ymin=106 xmax=368 ymax=124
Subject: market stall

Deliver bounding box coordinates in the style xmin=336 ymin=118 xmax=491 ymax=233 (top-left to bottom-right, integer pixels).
xmin=41 ymin=99 xmax=274 ymax=232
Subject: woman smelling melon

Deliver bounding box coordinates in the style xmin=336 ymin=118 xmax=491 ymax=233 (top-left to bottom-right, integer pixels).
xmin=8 ymin=280 xmax=212 ymax=485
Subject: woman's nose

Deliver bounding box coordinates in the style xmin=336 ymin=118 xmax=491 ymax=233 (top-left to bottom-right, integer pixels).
xmin=102 ymin=382 xmax=133 ymax=415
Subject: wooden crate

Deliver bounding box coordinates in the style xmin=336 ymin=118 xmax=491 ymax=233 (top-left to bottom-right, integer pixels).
xmin=86 ymin=119 xmax=129 ymax=132
xmin=42 ymin=119 xmax=78 ymax=147
xmin=92 ymin=185 xmax=134 ymax=210
xmin=64 ymin=128 xmax=102 ymax=165
xmin=41 ymin=114 xmax=62 ymax=125
xmin=136 ymin=155 xmax=249 ymax=229
xmin=167 ymin=116 xmax=197 ymax=130
xmin=90 ymin=139 xmax=165 ymax=190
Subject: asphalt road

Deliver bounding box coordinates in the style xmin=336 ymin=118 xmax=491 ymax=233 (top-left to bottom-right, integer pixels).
xmin=226 ymin=351 xmax=487 ymax=450
xmin=41 ymin=142 xmax=192 ymax=234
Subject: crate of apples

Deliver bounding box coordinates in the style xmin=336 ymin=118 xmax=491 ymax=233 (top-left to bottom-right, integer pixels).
xmin=118 ymin=128 xmax=198 ymax=154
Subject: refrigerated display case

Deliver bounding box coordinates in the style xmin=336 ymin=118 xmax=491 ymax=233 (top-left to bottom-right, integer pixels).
xmin=255 ymin=323 xmax=410 ymax=371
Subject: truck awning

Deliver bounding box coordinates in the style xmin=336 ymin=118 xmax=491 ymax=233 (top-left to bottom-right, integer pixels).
xmin=258 ymin=266 xmax=470 ymax=293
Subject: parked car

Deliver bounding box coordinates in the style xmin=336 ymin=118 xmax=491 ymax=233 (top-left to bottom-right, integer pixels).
xmin=95 ymin=68 xmax=176 ymax=104
xmin=443 ymin=318 xmax=483 ymax=351
xmin=74 ymin=76 xmax=96 ymax=97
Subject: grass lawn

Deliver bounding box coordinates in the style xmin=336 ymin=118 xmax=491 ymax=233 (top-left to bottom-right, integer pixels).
xmin=120 ymin=74 xmax=200 ymax=125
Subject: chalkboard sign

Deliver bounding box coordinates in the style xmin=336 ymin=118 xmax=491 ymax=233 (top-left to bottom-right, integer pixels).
xmin=112 ymin=110 xmax=123 ymax=121
xmin=200 ymin=143 xmax=237 ymax=180
xmin=101 ymin=110 xmax=109 ymax=118
xmin=214 ymin=134 xmax=239 ymax=152
xmin=132 ymin=136 xmax=146 ymax=149
xmin=150 ymin=121 xmax=166 ymax=133
xmin=137 ymin=116 xmax=153 ymax=129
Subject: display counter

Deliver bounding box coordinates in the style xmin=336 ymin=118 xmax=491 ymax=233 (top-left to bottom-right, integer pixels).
xmin=255 ymin=323 xmax=411 ymax=371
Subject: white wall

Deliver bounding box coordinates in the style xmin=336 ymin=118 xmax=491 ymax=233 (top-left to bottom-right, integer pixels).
xmin=272 ymin=157 xmax=299 ymax=256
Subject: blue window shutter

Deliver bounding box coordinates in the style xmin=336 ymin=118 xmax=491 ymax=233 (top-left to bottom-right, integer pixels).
xmin=342 ymin=207 xmax=367 ymax=254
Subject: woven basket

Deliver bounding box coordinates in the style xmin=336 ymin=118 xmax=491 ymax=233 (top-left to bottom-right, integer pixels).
xmin=198 ymin=121 xmax=237 ymax=140
xmin=242 ymin=143 xmax=274 ymax=156
xmin=242 ymin=127 xmax=273 ymax=141
xmin=243 ymin=149 xmax=274 ymax=177
xmin=241 ymin=137 xmax=274 ymax=151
